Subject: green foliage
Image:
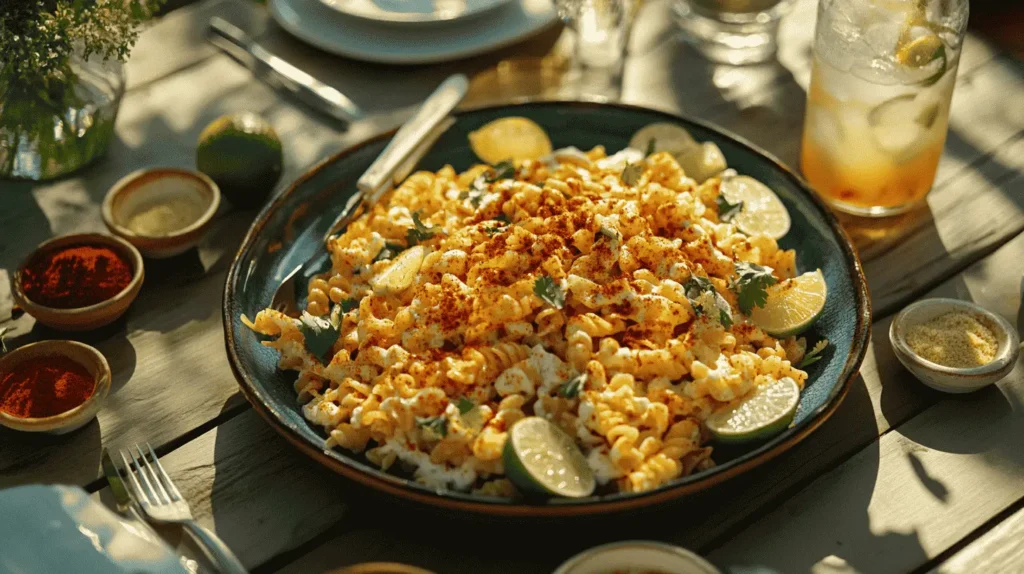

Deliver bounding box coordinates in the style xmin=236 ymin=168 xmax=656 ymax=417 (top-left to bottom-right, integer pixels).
xmin=0 ymin=1 xmax=162 ymax=91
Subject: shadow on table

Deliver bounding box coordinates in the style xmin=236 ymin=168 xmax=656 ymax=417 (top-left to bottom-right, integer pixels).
xmin=0 ymin=416 xmax=103 ymax=489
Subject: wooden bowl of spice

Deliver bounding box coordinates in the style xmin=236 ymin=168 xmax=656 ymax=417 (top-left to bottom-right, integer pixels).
xmin=0 ymin=340 xmax=111 ymax=434
xmin=102 ymin=167 xmax=221 ymax=259
xmin=890 ymin=298 xmax=1021 ymax=393
xmin=12 ymin=233 xmax=144 ymax=331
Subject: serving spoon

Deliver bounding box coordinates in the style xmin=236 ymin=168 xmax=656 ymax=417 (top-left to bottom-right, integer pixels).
xmin=269 ymin=74 xmax=468 ymax=316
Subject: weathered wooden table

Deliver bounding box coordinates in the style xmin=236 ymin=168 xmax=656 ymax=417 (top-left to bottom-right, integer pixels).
xmin=2 ymin=0 xmax=1023 ymax=571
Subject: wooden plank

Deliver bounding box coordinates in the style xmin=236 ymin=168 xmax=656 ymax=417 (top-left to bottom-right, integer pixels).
xmin=703 ymin=229 xmax=1024 ymax=573
xmin=89 ymin=410 xmax=350 ymax=570
xmin=934 ymin=504 xmax=1024 ymax=574
xmin=0 ymin=54 xmax=348 ymax=487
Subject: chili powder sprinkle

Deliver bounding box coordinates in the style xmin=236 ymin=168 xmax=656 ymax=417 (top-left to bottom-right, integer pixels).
xmin=21 ymin=244 xmax=133 ymax=309
xmin=0 ymin=357 xmax=95 ymax=418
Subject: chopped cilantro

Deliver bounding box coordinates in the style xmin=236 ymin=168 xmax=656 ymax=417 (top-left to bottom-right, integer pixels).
xmin=621 ymin=162 xmax=643 ymax=186
xmin=485 ymin=160 xmax=516 ymax=182
xmin=340 ymin=298 xmax=360 ymax=313
xmin=800 ymin=339 xmax=829 ymax=368
xmin=373 ymin=243 xmax=404 ymax=263
xmin=406 ymin=211 xmax=440 ymax=245
xmin=298 ymin=311 xmax=341 ymax=363
xmin=416 ymin=416 xmax=448 ymax=438
xmin=456 ymin=397 xmax=475 ymax=414
xmin=716 ymin=194 xmax=744 ymax=223
xmin=558 ymin=373 xmax=587 ymax=398
xmin=685 ymin=275 xmax=733 ymax=328
xmin=645 ymin=137 xmax=656 ymax=157
xmin=492 ymin=213 xmax=510 ymax=224
xmin=732 ymin=262 xmax=778 ymax=315
xmin=533 ymin=275 xmax=565 ymax=309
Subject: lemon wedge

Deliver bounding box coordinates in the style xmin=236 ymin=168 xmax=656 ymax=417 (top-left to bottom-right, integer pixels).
xmin=371 ymin=245 xmax=426 ymax=295
xmin=676 ymin=142 xmax=728 ymax=184
xmin=468 ymin=117 xmax=552 ymax=164
xmin=719 ymin=175 xmax=791 ymax=239
xmin=629 ymin=123 xmax=699 ymax=157
xmin=748 ymin=270 xmax=827 ymax=337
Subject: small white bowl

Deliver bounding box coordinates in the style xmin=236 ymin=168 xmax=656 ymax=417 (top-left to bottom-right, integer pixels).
xmin=554 ymin=541 xmax=721 ymax=574
xmin=102 ymin=167 xmax=220 ymax=259
xmin=890 ymin=298 xmax=1020 ymax=394
xmin=0 ymin=340 xmax=111 ymax=434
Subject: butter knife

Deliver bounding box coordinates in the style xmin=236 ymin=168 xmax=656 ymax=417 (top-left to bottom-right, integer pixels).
xmin=209 ymin=17 xmax=365 ymax=124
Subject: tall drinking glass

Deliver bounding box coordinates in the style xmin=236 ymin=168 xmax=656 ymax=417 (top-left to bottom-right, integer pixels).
xmin=800 ymin=0 xmax=969 ymax=217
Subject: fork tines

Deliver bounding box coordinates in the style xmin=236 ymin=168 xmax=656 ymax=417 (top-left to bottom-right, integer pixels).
xmin=118 ymin=443 xmax=184 ymax=506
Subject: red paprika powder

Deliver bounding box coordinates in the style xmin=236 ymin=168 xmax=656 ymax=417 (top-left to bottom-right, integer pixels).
xmin=21 ymin=244 xmax=133 ymax=309
xmin=0 ymin=356 xmax=95 ymax=418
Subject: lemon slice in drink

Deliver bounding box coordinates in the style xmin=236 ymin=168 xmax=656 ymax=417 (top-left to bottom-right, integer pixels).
xmin=371 ymin=245 xmax=426 ymax=295
xmin=469 ymin=117 xmax=552 ymax=164
xmin=749 ymin=270 xmax=827 ymax=337
xmin=706 ymin=377 xmax=800 ymax=444
xmin=896 ymin=31 xmax=948 ymax=86
xmin=629 ymin=123 xmax=699 ymax=157
xmin=503 ymin=416 xmax=595 ymax=498
xmin=719 ymin=175 xmax=791 ymax=239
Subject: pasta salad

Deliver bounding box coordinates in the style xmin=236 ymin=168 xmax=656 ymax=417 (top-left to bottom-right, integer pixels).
xmin=245 ymin=119 xmax=822 ymax=498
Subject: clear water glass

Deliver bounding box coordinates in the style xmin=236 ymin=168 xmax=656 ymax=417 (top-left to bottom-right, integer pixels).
xmin=674 ymin=0 xmax=793 ymax=65
xmin=800 ymin=0 xmax=969 ymax=217
xmin=556 ymin=0 xmax=641 ymax=98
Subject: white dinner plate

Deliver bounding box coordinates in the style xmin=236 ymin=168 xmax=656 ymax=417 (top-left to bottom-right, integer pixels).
xmin=318 ymin=0 xmax=509 ymax=25
xmin=270 ymin=0 xmax=558 ymax=65
xmin=0 ymin=485 xmax=187 ymax=574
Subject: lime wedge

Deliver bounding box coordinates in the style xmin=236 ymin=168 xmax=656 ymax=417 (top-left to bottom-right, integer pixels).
xmin=676 ymin=142 xmax=728 ymax=184
xmin=719 ymin=175 xmax=791 ymax=239
xmin=503 ymin=416 xmax=595 ymax=498
xmin=469 ymin=117 xmax=552 ymax=164
xmin=748 ymin=270 xmax=827 ymax=337
xmin=371 ymin=245 xmax=426 ymax=295
xmin=706 ymin=377 xmax=800 ymax=444
xmin=629 ymin=123 xmax=699 ymax=157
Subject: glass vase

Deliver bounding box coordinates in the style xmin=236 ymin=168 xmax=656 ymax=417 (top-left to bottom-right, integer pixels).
xmin=0 ymin=50 xmax=125 ymax=182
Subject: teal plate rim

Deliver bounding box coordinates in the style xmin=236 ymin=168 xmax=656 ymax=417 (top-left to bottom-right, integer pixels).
xmin=222 ymin=100 xmax=872 ymax=516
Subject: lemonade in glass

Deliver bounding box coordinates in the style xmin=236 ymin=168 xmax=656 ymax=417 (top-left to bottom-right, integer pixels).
xmin=800 ymin=0 xmax=969 ymax=217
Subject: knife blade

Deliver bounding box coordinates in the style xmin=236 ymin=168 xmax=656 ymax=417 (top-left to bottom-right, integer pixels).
xmin=101 ymin=448 xmax=134 ymax=513
xmin=209 ymin=16 xmax=365 ymax=124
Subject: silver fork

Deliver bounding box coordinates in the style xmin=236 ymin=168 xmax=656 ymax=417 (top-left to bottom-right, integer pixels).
xmin=118 ymin=444 xmax=249 ymax=574
xmin=268 ymin=73 xmax=468 ymax=316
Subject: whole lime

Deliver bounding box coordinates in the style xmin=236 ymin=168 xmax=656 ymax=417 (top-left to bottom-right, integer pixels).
xmin=196 ymin=112 xmax=283 ymax=208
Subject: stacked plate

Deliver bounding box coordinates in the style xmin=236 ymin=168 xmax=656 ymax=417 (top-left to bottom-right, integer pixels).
xmin=270 ymin=0 xmax=559 ymax=64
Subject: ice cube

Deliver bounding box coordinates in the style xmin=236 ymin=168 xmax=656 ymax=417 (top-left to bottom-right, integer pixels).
xmin=808 ymin=108 xmax=845 ymax=149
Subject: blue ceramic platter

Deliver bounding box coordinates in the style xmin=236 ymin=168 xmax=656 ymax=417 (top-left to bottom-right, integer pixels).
xmin=223 ymin=102 xmax=871 ymax=515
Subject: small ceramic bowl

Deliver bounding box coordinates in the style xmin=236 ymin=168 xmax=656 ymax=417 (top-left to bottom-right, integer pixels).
xmin=12 ymin=233 xmax=145 ymax=331
xmin=0 ymin=340 xmax=111 ymax=434
xmin=102 ymin=167 xmax=221 ymax=259
xmin=890 ymin=298 xmax=1020 ymax=394
xmin=554 ymin=541 xmax=722 ymax=574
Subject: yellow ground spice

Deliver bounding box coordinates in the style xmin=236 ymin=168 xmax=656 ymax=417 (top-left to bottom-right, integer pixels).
xmin=905 ymin=310 xmax=999 ymax=368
